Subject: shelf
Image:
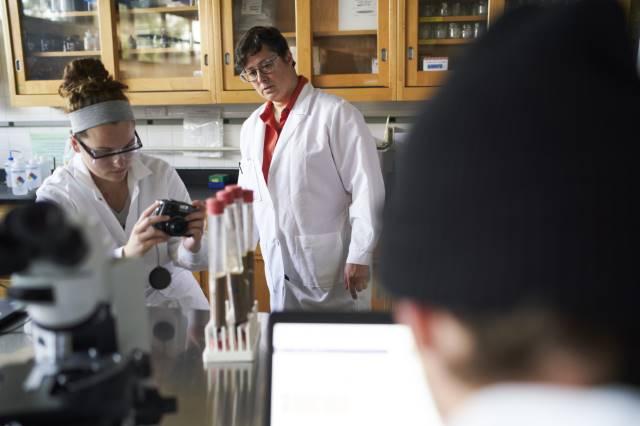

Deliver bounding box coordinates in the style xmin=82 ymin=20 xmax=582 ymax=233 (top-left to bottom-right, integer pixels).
xmin=419 ymin=39 xmax=472 ymax=45
xmin=313 ymin=30 xmax=377 ymax=37
xmin=125 ymin=47 xmax=197 ymax=54
xmin=120 ymin=6 xmax=198 ymax=15
xmin=30 ymin=50 xmax=101 ymax=57
xmin=281 ymin=32 xmax=296 ymax=38
xmin=419 ymin=15 xmax=486 ymax=23
xmin=143 ymin=147 xmax=240 ymax=153
xmin=24 ymin=10 xmax=97 ymax=19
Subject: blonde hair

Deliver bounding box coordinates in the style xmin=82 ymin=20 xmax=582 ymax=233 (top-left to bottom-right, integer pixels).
xmin=58 ymin=58 xmax=128 ymax=113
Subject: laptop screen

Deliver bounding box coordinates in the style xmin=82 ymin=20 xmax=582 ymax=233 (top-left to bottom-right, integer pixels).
xmin=267 ymin=313 xmax=443 ymax=426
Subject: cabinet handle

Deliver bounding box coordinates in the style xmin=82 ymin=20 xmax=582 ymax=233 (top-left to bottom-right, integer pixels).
xmin=204 ymin=54 xmax=208 ymax=66
xmin=224 ymin=52 xmax=231 ymax=65
xmin=381 ymin=48 xmax=387 ymax=62
xmin=15 ymin=59 xmax=21 ymax=71
xmin=407 ymin=47 xmax=414 ymax=60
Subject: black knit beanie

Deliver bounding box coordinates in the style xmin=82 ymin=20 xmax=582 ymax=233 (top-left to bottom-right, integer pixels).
xmin=381 ymin=0 xmax=640 ymax=332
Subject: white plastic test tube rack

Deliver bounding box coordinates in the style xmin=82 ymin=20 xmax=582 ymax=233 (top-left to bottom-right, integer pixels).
xmin=203 ymin=301 xmax=260 ymax=363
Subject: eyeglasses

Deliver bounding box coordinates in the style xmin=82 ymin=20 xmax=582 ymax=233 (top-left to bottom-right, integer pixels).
xmin=73 ymin=131 xmax=143 ymax=160
xmin=240 ymin=55 xmax=280 ymax=83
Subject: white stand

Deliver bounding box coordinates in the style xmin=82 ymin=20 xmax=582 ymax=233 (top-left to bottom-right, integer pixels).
xmin=203 ymin=301 xmax=260 ymax=363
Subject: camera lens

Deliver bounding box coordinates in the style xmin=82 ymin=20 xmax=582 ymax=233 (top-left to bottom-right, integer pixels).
xmin=167 ymin=218 xmax=188 ymax=236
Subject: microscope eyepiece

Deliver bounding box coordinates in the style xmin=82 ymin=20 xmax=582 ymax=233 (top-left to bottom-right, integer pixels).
xmin=0 ymin=202 xmax=88 ymax=274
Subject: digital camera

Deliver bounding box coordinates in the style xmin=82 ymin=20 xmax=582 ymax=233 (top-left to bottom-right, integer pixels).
xmin=152 ymin=199 xmax=198 ymax=237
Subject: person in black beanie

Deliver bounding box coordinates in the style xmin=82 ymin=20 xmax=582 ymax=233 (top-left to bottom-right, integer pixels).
xmin=381 ymin=0 xmax=640 ymax=424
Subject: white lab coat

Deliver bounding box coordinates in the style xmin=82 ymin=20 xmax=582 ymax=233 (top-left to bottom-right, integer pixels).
xmin=36 ymin=153 xmax=209 ymax=310
xmin=449 ymin=384 xmax=640 ymax=426
xmin=238 ymin=83 xmax=385 ymax=311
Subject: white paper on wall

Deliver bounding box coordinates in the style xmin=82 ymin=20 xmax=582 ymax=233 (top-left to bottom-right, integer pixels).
xmin=339 ymin=0 xmax=377 ymax=31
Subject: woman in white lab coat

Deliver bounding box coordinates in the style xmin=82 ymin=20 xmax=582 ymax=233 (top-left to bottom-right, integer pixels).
xmin=36 ymin=58 xmax=208 ymax=310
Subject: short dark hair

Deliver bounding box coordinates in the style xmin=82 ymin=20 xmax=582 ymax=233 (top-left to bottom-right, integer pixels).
xmin=235 ymin=26 xmax=294 ymax=72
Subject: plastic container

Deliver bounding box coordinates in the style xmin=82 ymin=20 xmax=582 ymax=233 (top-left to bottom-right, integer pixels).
xmin=11 ymin=158 xmax=28 ymax=196
xmin=26 ymin=159 xmax=42 ymax=191
xmin=39 ymin=156 xmax=52 ymax=182
xmin=4 ymin=154 xmax=14 ymax=188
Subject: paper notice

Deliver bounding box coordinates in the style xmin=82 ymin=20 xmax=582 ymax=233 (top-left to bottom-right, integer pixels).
xmin=241 ymin=0 xmax=262 ymax=15
xmin=339 ymin=0 xmax=377 ymax=31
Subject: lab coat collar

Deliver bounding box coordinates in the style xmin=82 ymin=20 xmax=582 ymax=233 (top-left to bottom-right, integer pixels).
xmin=267 ymin=82 xmax=313 ymax=178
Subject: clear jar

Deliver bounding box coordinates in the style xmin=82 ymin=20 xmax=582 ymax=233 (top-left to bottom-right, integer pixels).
xmin=462 ymin=23 xmax=473 ymax=39
xmin=477 ymin=0 xmax=487 ymax=15
xmin=474 ymin=22 xmax=484 ymax=38
xmin=439 ymin=1 xmax=449 ymax=16
xmin=448 ymin=22 xmax=461 ymax=39
xmin=451 ymin=1 xmax=461 ymax=16
xmin=419 ymin=24 xmax=432 ymax=40
xmin=435 ymin=23 xmax=448 ymax=39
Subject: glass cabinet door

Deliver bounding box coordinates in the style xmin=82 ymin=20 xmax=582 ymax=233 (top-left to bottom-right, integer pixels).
xmin=221 ymin=0 xmax=296 ymax=91
xmin=310 ymin=0 xmax=390 ymax=88
xmin=116 ymin=0 xmax=209 ymax=91
xmin=7 ymin=0 xmax=103 ymax=94
xmin=406 ymin=0 xmax=489 ymax=87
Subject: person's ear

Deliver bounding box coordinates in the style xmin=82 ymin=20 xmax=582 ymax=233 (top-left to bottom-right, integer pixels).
xmin=285 ymin=50 xmax=294 ymax=65
xmin=395 ymin=301 xmax=473 ymax=361
xmin=394 ymin=300 xmax=436 ymax=350
xmin=69 ymin=135 xmax=81 ymax=153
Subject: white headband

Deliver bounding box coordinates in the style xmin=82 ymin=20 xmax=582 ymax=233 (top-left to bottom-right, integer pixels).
xmin=68 ymin=100 xmax=135 ymax=134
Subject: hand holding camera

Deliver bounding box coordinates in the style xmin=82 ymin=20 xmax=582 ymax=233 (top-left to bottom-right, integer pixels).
xmin=122 ymin=201 xmax=171 ymax=258
xmin=152 ymin=199 xmax=206 ymax=254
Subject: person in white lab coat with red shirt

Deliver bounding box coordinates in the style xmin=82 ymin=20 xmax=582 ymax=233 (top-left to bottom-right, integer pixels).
xmin=236 ymin=26 xmax=385 ymax=311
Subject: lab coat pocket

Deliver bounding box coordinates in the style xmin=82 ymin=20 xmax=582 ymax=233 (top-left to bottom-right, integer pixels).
xmin=238 ymin=159 xmax=262 ymax=202
xmin=296 ymin=232 xmax=344 ymax=289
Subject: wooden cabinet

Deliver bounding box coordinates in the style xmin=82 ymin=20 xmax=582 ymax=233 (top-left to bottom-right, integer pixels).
xmin=4 ymin=0 xmax=636 ymax=106
xmin=214 ymin=0 xmax=396 ymax=103
xmin=398 ymin=0 xmax=502 ymax=100
xmin=1 ymin=0 xmax=215 ymax=106
xmin=112 ymin=1 xmax=215 ymax=104
xmin=397 ymin=0 xmax=636 ymax=100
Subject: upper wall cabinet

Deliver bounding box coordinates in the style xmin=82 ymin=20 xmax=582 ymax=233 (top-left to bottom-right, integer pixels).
xmin=113 ymin=0 xmax=214 ymax=101
xmin=216 ymin=0 xmax=296 ymax=102
xmin=397 ymin=0 xmax=635 ymax=100
xmin=2 ymin=0 xmax=215 ymax=106
xmin=4 ymin=0 xmax=105 ymax=97
xmin=397 ymin=0 xmax=502 ymax=100
xmin=215 ymin=0 xmax=396 ymax=103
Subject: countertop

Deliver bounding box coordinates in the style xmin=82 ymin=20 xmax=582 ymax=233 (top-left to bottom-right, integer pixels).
xmin=0 ymin=168 xmax=239 ymax=204
xmin=0 ymin=307 xmax=269 ymax=426
xmin=0 ymin=185 xmax=35 ymax=203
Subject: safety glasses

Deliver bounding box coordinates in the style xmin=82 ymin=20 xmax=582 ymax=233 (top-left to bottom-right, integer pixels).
xmin=73 ymin=131 xmax=143 ymax=164
xmin=240 ymin=55 xmax=280 ymax=83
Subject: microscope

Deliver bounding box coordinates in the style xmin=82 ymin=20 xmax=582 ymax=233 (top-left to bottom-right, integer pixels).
xmin=0 ymin=202 xmax=176 ymax=425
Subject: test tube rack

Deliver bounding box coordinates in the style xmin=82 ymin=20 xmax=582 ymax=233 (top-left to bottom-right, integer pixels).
xmin=203 ymin=301 xmax=260 ymax=363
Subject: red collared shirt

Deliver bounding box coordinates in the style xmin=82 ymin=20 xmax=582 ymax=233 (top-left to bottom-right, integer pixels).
xmin=260 ymin=75 xmax=308 ymax=183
